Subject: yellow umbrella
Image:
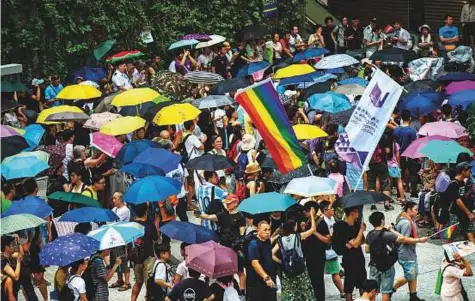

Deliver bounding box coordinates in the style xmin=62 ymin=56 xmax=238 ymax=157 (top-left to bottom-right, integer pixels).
xmin=36 ymin=105 xmax=85 ymax=124
xmin=153 ymin=103 xmax=201 ymax=126
xmin=56 ymin=84 xmax=102 ymax=100
xmin=100 ymin=116 xmax=146 ymax=136
xmin=111 ymin=88 xmax=159 ymax=107
xmin=273 ymin=64 xmax=316 ymax=79
xmin=292 ymin=124 xmax=328 ymax=140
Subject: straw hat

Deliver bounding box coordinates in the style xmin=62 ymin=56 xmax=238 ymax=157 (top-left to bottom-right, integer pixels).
xmin=418 ymin=24 xmax=432 ymax=33
xmin=245 ymin=162 xmax=261 ymax=174
xmin=241 ymin=134 xmax=256 ymax=151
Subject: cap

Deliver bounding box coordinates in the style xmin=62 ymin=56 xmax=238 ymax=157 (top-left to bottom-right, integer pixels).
xmin=456 ymin=161 xmax=471 ymax=174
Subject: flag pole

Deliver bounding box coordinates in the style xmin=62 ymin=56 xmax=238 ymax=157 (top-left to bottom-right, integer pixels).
xmin=428 ymin=223 xmax=460 ymax=238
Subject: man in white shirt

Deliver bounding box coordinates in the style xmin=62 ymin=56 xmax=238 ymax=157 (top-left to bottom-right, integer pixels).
xmin=112 ymin=63 xmax=133 ymax=92
xmin=392 ymin=20 xmax=412 ymax=50
xmin=197 ymin=48 xmax=213 ymax=71
xmin=289 ymin=25 xmax=305 ymax=54
xmin=153 ymin=244 xmax=173 ymax=297
xmin=112 ymin=192 xmax=130 ymax=222
xmin=110 ymin=192 xmax=131 ymax=291
xmin=183 ymin=120 xmax=206 ymax=160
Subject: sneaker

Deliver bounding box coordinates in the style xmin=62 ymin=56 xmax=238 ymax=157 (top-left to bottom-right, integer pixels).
xmin=371 ymin=205 xmax=377 ymax=211
xmin=384 ymin=204 xmax=394 ymax=211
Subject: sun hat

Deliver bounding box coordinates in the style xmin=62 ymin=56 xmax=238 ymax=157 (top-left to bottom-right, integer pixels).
xmin=241 ymin=134 xmax=256 ymax=151
xmin=418 ymin=24 xmax=432 ymax=33
xmin=245 ymin=162 xmax=261 ymax=174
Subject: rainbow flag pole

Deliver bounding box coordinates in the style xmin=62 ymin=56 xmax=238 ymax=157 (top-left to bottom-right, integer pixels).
xmin=429 ymin=222 xmax=459 ymax=240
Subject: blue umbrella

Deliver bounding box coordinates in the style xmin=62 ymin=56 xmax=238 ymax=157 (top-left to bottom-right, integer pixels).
xmin=115 ymin=140 xmax=162 ymax=168
xmin=132 ymin=148 xmax=181 ymax=173
xmin=399 ymin=90 xmax=445 ymax=117
xmin=238 ymin=192 xmax=296 ymax=214
xmin=3 ymin=196 xmax=52 ymax=218
xmin=448 ymin=89 xmax=475 ymax=109
xmin=70 ymin=67 xmax=107 ymax=83
xmin=23 ymin=124 xmax=45 ymax=150
xmin=308 ymin=91 xmax=352 ymax=113
xmin=1 ymin=156 xmax=49 ymax=180
xmin=437 ymin=72 xmax=475 ymax=82
xmin=168 ymin=39 xmax=199 ymax=50
xmin=88 ymin=221 xmax=144 ymax=250
xmin=277 ymin=71 xmax=324 ymax=86
xmin=296 ymin=74 xmax=337 ymax=89
xmin=40 ymin=233 xmax=99 ymax=266
xmin=338 ymin=77 xmax=369 ymax=87
xmin=120 ymin=163 xmax=165 ymax=178
xmin=120 ymin=102 xmax=156 ymax=117
xmin=123 ymin=176 xmax=181 ymax=205
xmin=59 ymin=207 xmax=119 ymax=223
xmin=160 ymin=220 xmax=219 ymax=244
xmin=325 ymin=67 xmax=345 ymax=74
xmin=237 ymin=61 xmax=270 ymax=77
xmin=292 ymin=48 xmax=329 ymax=63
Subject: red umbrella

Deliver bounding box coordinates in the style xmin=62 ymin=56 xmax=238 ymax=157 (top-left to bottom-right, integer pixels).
xmin=105 ymin=50 xmax=145 ymax=64
xmin=185 ymin=241 xmax=238 ymax=278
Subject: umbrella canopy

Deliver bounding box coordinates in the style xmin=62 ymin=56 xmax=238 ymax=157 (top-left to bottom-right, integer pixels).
xmin=119 ymin=102 xmax=156 ymax=117
xmin=152 ymin=103 xmax=201 ymax=126
xmin=399 ymin=90 xmax=445 ymax=117
xmin=292 ymin=48 xmax=329 ymax=63
xmin=284 ymin=176 xmax=337 ymax=197
xmin=37 ymin=105 xmax=85 ymax=125
xmin=403 ymin=79 xmax=438 ymax=93
xmin=237 ymin=25 xmax=269 ymax=40
xmin=338 ymin=77 xmax=369 ymax=87
xmin=160 ymin=221 xmax=219 ymax=244
xmin=334 ymin=84 xmax=366 ymax=95
xmin=100 ymin=116 xmax=146 ymax=136
xmin=120 ymin=163 xmax=165 ymax=178
xmin=340 ymin=191 xmax=391 ymax=208
xmin=93 ymin=92 xmax=119 ymax=113
xmin=168 ymin=39 xmax=199 ymax=50
xmin=273 ymin=64 xmax=317 ymax=79
xmin=238 ymin=192 xmax=296 ymax=214
xmin=0 ymin=136 xmax=30 ymax=160
xmin=56 ymin=84 xmax=102 ymax=100
xmin=183 ymin=33 xmax=211 ymax=41
xmin=1 ymin=213 xmax=45 ymax=235
xmin=210 ymin=78 xmax=250 ymax=95
xmin=418 ymin=121 xmax=466 ymax=138
xmin=277 ymin=72 xmax=336 ymax=88
xmin=90 ymin=132 xmax=124 ymax=158
xmin=1 ymin=80 xmax=27 ymax=92
xmin=88 ymin=221 xmax=144 ymax=250
xmin=419 ymin=140 xmax=473 ymax=163
xmin=1 ymin=99 xmax=22 ymax=113
xmin=151 ymin=71 xmax=193 ymax=100
xmin=314 ymin=54 xmax=359 ymax=69
xmin=71 ymin=67 xmax=107 ymax=83
xmin=193 ymin=95 xmax=234 ymax=109
xmin=300 ymin=82 xmax=332 ymax=100
xmin=123 ymin=176 xmax=181 ymax=205
xmin=437 ymin=72 xmax=475 ymax=82
xmin=133 ymin=148 xmax=181 ymax=173
xmin=308 ymin=92 xmax=352 ymax=113
xmin=111 ymin=88 xmax=159 ymax=107
xmin=59 ymin=207 xmax=119 ymax=223
xmin=79 ymin=80 xmax=100 ymax=88
xmin=152 ymin=95 xmax=171 ymax=104
xmin=2 ymin=150 xmax=49 ymax=164
xmin=185 ymin=241 xmax=238 ymax=278
xmin=184 ymin=71 xmax=224 ymax=85
xmin=22 ymin=124 xmax=45 ymax=150
xmin=401 ymin=135 xmax=452 ymax=159
xmin=3 ymin=196 xmax=52 ymax=218
xmin=185 ymin=154 xmax=234 ymax=171
xmin=105 ymin=50 xmax=145 ymax=64
xmin=83 ymin=112 xmax=121 ymax=130
xmin=93 ymin=39 xmax=116 ymax=60
xmin=448 ymin=89 xmax=475 ymax=109
xmin=44 ymin=143 xmax=66 ymax=170
xmin=40 ymin=233 xmax=99 ymax=267
xmin=292 ymin=124 xmax=328 ymax=140
xmin=143 ymin=100 xmax=180 ymax=122
xmin=445 ymin=80 xmax=475 ymax=95
xmin=115 ymin=139 xmax=162 ymax=168
xmin=329 ymin=108 xmax=355 ymax=126
xmin=369 ymin=48 xmax=418 ymax=63
xmin=237 ymin=61 xmax=271 ymax=77
xmin=1 ymin=125 xmax=21 ymax=137
xmin=195 ymin=35 xmax=226 ymax=49
xmin=268 ymin=165 xmax=318 ymax=184
xmin=48 ymin=191 xmax=102 ymax=208
xmin=45 ymin=111 xmax=90 ymax=122
xmin=1 ymin=156 xmax=49 ymax=180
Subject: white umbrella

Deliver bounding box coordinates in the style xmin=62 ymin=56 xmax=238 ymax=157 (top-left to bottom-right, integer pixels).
xmin=196 ymin=35 xmax=226 ymax=49
xmin=284 ymin=176 xmax=337 ymax=197
xmin=315 ymin=54 xmax=360 ymax=69
xmin=88 ymin=221 xmax=144 ymax=250
xmin=79 ymin=80 xmax=100 ymax=88
xmin=334 ymin=84 xmax=366 ymax=96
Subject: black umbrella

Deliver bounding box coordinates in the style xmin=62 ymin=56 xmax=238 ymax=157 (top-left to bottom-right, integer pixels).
xmin=403 ymin=79 xmax=438 ymax=93
xmin=143 ymin=100 xmax=180 ymax=122
xmin=340 ymin=191 xmax=391 ymax=209
xmin=327 ymin=107 xmax=355 ymax=126
xmin=237 ymin=25 xmax=270 ymax=41
xmin=1 ymin=99 xmax=21 ymax=113
xmin=267 ymin=165 xmax=318 ymax=185
xmin=1 ymin=136 xmax=30 ymax=160
xmin=210 ymin=78 xmax=250 ymax=95
xmin=369 ymin=48 xmax=418 ymax=63
xmin=300 ymin=82 xmax=332 ymax=101
xmin=185 ymin=154 xmax=235 ymax=171
xmin=120 ymin=102 xmax=156 ymax=117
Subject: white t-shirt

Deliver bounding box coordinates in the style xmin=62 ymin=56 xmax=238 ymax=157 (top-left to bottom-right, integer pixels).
xmin=176 ymin=261 xmax=206 ymax=281
xmin=67 ymin=275 xmax=86 ymax=301
xmin=323 ymin=216 xmax=336 ymax=236
xmin=197 ymin=54 xmax=212 ymax=69
xmin=273 ymin=41 xmax=283 ymax=59
xmin=213 ymin=109 xmax=226 ymax=128
xmin=166 ymin=164 xmax=188 ymax=198
xmin=112 ymin=206 xmax=130 ymax=222
xmin=153 ymin=260 xmax=172 ymax=294
xmin=112 ymin=70 xmax=133 ymax=91
xmin=441 ymin=264 xmax=466 ymax=300
xmin=185 ymin=134 xmax=204 ymax=160
xmin=168 ymin=61 xmax=177 ymax=73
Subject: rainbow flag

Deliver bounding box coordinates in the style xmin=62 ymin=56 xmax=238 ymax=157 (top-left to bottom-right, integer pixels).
xmin=440 ymin=223 xmax=458 ymax=240
xmin=235 ymin=78 xmax=307 ymax=173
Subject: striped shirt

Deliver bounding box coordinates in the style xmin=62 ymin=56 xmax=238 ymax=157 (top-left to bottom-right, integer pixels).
xmin=196 ymin=183 xmax=227 ymax=231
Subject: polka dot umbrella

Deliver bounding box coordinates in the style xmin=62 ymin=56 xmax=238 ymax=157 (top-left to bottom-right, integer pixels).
xmin=40 ymin=233 xmax=99 ymax=267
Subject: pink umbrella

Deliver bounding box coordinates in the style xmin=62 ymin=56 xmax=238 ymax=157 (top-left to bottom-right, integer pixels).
xmin=90 ymin=132 xmax=123 ymax=158
xmin=83 ymin=112 xmax=121 ymax=130
xmin=418 ymin=121 xmax=467 ymax=138
xmin=446 ymin=80 xmax=475 ymax=95
xmin=0 ymin=125 xmax=20 ymax=138
xmin=185 ymin=241 xmax=238 ymax=278
xmin=401 ymin=135 xmax=452 ymax=159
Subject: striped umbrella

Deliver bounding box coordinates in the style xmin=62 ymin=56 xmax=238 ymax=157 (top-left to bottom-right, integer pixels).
xmin=105 ymin=50 xmax=145 ymax=64
xmin=88 ymin=221 xmax=144 ymax=250
xmin=192 ymin=95 xmax=234 ymax=109
xmin=1 ymin=213 xmax=45 ymax=235
xmin=184 ymin=71 xmax=224 ymax=85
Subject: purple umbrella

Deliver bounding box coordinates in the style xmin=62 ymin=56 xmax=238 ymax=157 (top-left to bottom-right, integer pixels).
xmin=182 ymin=33 xmax=211 ymax=41
xmin=418 ymin=121 xmax=467 ymax=138
xmin=185 ymin=241 xmax=237 ymax=278
xmin=446 ymin=80 xmax=475 ymax=95
xmin=401 ymin=135 xmax=452 ymax=159
xmin=0 ymin=125 xmax=20 ymax=138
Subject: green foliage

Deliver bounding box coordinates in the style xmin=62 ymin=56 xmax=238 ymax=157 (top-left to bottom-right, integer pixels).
xmin=1 ymin=0 xmax=305 ymax=79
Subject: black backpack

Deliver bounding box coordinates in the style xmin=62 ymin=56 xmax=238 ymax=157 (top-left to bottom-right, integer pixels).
xmin=278 ymin=234 xmax=306 ymax=278
xmin=179 ymin=134 xmax=194 ymax=164
xmin=369 ymin=230 xmax=398 ymax=272
xmin=130 ymin=236 xmax=147 ymax=264
xmin=63 ymin=275 xmax=79 ymax=301
xmin=146 ymin=261 xmax=168 ymax=301
xmin=82 ymin=255 xmax=102 ymax=301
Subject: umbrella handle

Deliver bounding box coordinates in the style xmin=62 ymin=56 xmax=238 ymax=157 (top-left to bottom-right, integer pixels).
xmin=306 ymin=164 xmax=313 ymax=176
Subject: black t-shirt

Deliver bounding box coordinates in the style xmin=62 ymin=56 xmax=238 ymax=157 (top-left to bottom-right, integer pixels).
xmin=247 ymin=238 xmax=275 ymax=287
xmin=333 ymin=221 xmax=365 ymax=266
xmin=216 ymin=211 xmax=245 ymax=247
xmin=302 ymin=218 xmax=328 ymax=260
xmin=211 ymin=55 xmax=229 ymax=78
xmin=1 ymin=255 xmax=10 ymax=273
xmin=365 ymin=229 xmax=398 ymax=266
xmin=323 ymin=25 xmax=336 ymax=51
xmin=445 ymin=179 xmax=467 ymax=219
xmin=270 ymin=216 xmax=284 ymax=235
xmin=135 ymin=219 xmax=158 ymax=260
xmin=168 ymin=278 xmax=212 ymax=301
xmin=344 ymin=26 xmax=363 ymax=50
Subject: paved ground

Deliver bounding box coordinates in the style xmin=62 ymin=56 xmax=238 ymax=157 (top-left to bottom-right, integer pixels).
xmin=21 ymin=204 xmax=475 ymax=301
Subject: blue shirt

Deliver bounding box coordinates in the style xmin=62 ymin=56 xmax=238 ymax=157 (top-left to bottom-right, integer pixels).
xmin=393 ymin=126 xmax=417 ymax=153
xmin=45 ymin=84 xmax=64 ymax=106
xmin=247 ymin=238 xmax=275 ymax=287
xmin=439 ymin=25 xmax=459 ymax=48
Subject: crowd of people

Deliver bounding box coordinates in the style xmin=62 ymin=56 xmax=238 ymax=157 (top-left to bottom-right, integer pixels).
xmin=2 ymin=9 xmax=475 ymax=301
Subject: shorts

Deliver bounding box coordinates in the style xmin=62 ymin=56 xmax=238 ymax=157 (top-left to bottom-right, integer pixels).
xmin=398 ymin=260 xmax=418 ymax=281
xmin=110 ymin=246 xmax=130 ymax=273
xmin=325 ymin=259 xmax=340 ymax=275
xmin=133 ymin=256 xmax=155 ymax=284
xmin=388 ymin=166 xmax=401 ymax=179
xmin=343 ymin=263 xmax=367 ymax=293
xmin=367 ymin=162 xmax=390 ymax=192
xmin=369 ymin=265 xmax=395 ymax=294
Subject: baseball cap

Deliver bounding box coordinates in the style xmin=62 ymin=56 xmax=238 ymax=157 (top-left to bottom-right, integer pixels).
xmin=456 ymin=161 xmax=471 ymax=174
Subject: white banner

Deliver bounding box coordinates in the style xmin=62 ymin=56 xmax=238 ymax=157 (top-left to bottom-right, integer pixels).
xmin=345 ymin=69 xmax=403 ymax=171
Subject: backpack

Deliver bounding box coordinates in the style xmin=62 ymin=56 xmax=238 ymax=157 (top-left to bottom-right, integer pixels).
xmin=234 ymin=151 xmax=249 ymax=180
xmin=130 ymin=236 xmax=147 ymax=264
xmin=369 ymin=230 xmax=398 ymax=272
xmin=179 ymin=134 xmax=194 ymax=164
xmin=146 ymin=261 xmax=168 ymax=301
xmin=82 ymin=255 xmax=102 ymax=301
xmin=278 ymin=234 xmax=306 ymax=278
xmin=63 ymin=275 xmax=79 ymax=301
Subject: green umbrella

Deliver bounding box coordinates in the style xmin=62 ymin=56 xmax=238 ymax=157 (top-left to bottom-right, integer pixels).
xmin=1 ymin=213 xmax=45 ymax=235
xmin=48 ymin=191 xmax=102 ymax=208
xmin=94 ymin=39 xmax=117 ymax=61
xmin=1 ymin=80 xmax=27 ymax=92
xmin=152 ymin=95 xmax=171 ymax=104
xmin=419 ymin=140 xmax=473 ymax=163
xmin=2 ymin=151 xmax=50 ymax=164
